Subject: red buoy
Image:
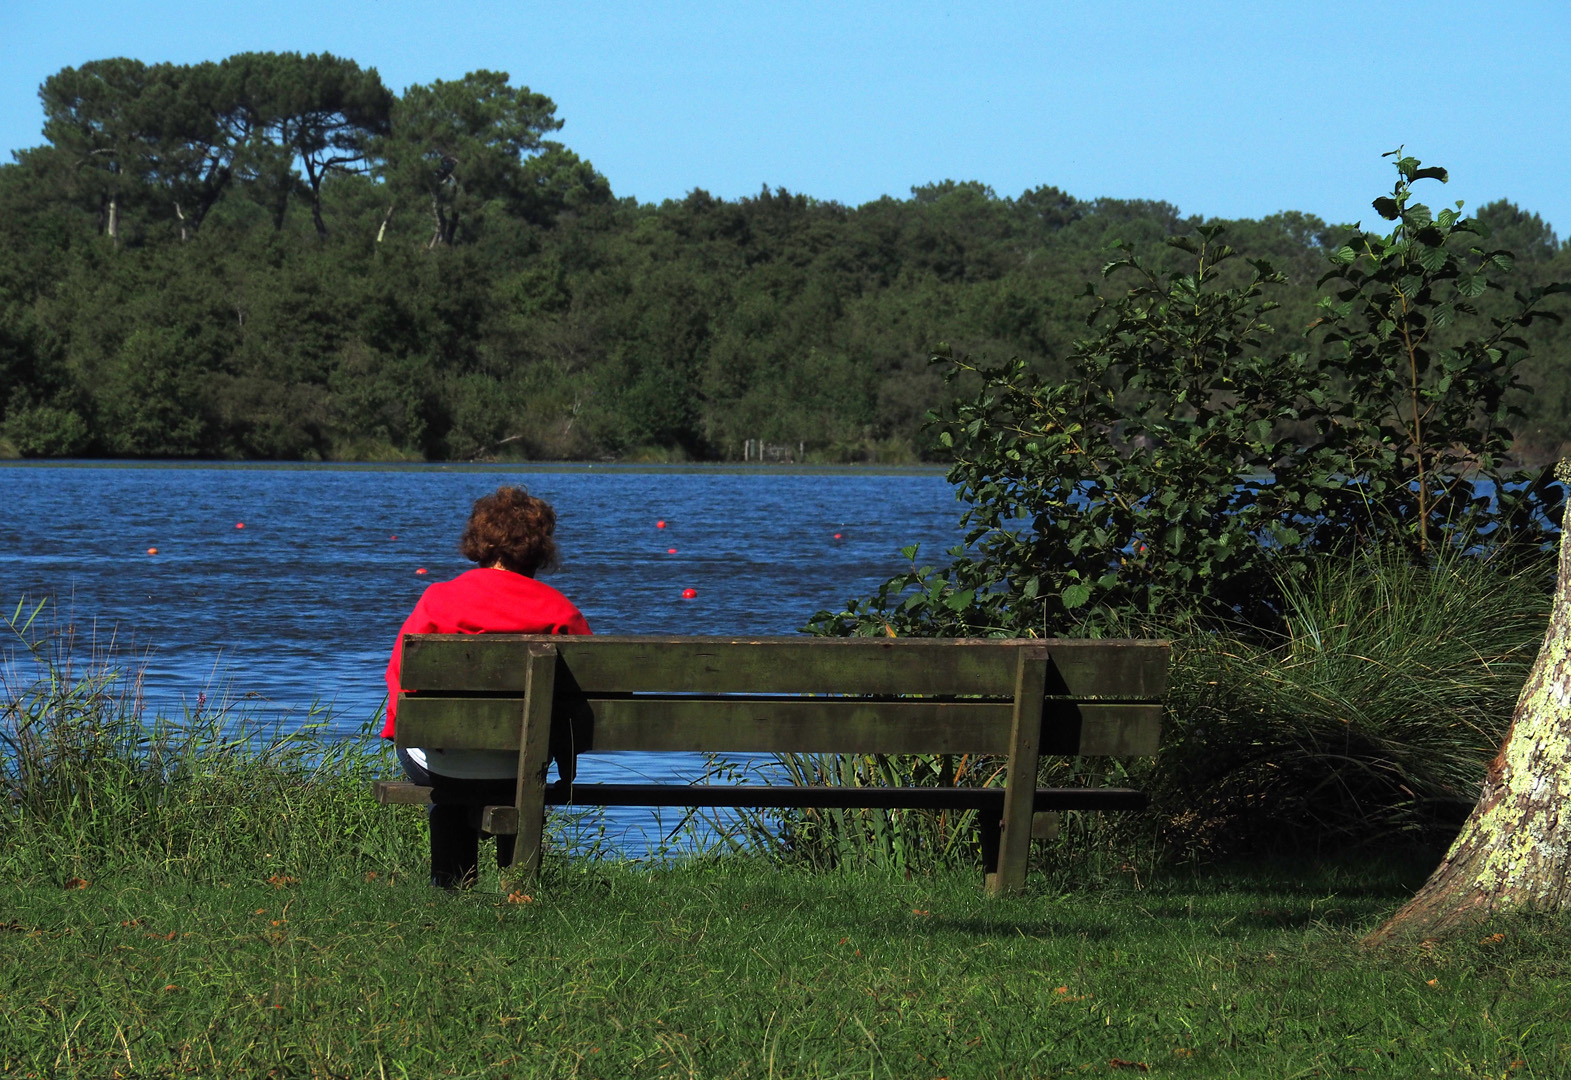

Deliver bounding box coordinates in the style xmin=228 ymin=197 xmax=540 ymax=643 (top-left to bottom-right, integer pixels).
xmin=667 ymin=548 xmax=677 ymax=554
xmin=146 ymin=547 xmax=158 ymax=555
xmin=833 ymin=533 xmax=843 ymax=540
xmin=681 ymin=587 xmax=697 ymax=599
xmin=235 ymin=522 xmax=245 ymax=529
xmin=389 ymin=535 xmax=398 ymax=540
xmin=415 ymin=568 xmax=428 ymax=576
xmin=656 ymin=520 xmax=667 ymax=529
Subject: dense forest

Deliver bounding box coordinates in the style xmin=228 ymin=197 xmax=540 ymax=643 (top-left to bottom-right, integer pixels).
xmin=2 ymin=52 xmax=1569 ymax=463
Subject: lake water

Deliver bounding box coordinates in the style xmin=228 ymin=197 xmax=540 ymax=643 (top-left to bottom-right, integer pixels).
xmin=1 ymin=462 xmax=962 ymax=847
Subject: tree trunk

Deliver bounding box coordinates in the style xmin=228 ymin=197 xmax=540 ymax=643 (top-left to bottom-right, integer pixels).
xmin=1367 ymin=458 xmax=1571 ymax=943
xmin=106 ymin=194 xmax=120 ymax=246
xmin=376 ymin=202 xmax=396 ymax=244
xmin=303 ymin=160 xmax=329 ymax=241
xmin=309 ymin=194 xmax=329 ymax=241
xmin=427 ymin=194 xmax=446 ymax=250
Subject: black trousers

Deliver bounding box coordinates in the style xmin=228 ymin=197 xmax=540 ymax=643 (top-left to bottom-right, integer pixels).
xmin=397 ymin=748 xmax=518 ymax=887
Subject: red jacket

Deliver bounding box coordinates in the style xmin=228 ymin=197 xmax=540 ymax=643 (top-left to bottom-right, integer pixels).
xmin=383 ymin=567 xmax=592 ymax=738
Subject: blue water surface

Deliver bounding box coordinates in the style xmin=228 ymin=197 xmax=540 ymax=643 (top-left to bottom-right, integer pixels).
xmin=1 ymin=462 xmax=963 ymax=849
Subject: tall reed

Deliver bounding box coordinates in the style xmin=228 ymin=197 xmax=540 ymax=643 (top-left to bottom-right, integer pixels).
xmin=1 ymin=598 xmax=426 ymax=883
xmin=763 ymin=751 xmax=992 ymax=873
xmin=1154 ymin=544 xmax=1552 ymax=856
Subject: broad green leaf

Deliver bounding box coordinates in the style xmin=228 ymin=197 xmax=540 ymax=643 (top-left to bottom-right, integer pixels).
xmin=1061 ymin=583 xmax=1091 ymax=609
xmin=943 ymin=589 xmax=976 ymax=612
xmin=1456 ymin=272 xmax=1487 ymax=298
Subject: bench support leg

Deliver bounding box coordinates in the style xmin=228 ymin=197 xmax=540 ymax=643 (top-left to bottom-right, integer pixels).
xmin=979 ymin=812 xmax=1001 ymax=882
xmin=989 ymin=645 xmax=1046 ymax=896
xmin=512 ymin=642 xmax=558 ymax=884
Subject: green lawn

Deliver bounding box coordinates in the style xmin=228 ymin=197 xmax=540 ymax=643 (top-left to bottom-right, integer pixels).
xmin=3 ymin=855 xmax=1567 ymax=1079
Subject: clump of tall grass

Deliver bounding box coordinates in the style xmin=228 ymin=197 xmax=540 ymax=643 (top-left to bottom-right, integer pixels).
xmin=762 ymin=752 xmax=990 ymax=874
xmin=758 ymin=749 xmax=1146 ymax=880
xmin=1154 ymin=544 xmax=1552 ymax=857
xmin=0 ymin=598 xmax=426 ymax=884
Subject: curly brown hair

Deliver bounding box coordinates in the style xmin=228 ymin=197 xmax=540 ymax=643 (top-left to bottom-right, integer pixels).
xmin=458 ymin=486 xmax=560 ymax=576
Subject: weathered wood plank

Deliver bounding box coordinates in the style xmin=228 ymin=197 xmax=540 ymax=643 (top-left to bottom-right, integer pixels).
xmin=480 ymin=805 xmax=519 ymax=835
xmin=511 ymin=643 xmax=556 ymax=883
xmin=395 ymin=695 xmax=1161 ymax=755
xmin=372 ymin=780 xmax=433 ymax=805
xmin=993 ymin=646 xmax=1047 ymax=896
xmin=399 ymin=635 xmax=1170 ymax=699
xmin=1039 ymin=701 xmax=1163 ymax=757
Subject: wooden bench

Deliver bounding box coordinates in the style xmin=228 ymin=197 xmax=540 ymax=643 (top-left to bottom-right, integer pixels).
xmin=374 ymin=635 xmax=1168 ymax=895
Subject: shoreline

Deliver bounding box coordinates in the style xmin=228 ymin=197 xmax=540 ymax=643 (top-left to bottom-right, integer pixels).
xmin=0 ymin=458 xmax=952 ymax=475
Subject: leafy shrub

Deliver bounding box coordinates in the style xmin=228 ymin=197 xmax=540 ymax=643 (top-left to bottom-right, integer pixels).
xmin=2 ymin=402 xmax=90 ymax=457
xmin=810 ymin=153 xmax=1566 ymax=640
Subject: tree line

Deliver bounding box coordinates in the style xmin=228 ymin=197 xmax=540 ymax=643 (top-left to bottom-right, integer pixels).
xmin=3 ymin=52 xmax=1570 ymax=462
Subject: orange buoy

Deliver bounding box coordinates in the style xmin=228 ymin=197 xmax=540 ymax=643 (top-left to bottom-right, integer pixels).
xmin=681 ymin=587 xmax=697 ymax=598
xmin=415 ymin=568 xmax=428 ymax=576
xmin=389 ymin=534 xmax=398 ymax=540
xmin=656 ymin=520 xmax=667 ymax=529
xmin=146 ymin=547 xmax=158 ymax=555
xmin=235 ymin=522 xmax=245 ymax=529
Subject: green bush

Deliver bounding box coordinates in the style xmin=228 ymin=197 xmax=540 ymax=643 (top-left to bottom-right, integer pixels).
xmin=2 ymin=402 xmax=90 ymax=457
xmin=810 ymin=155 xmax=1566 ymax=641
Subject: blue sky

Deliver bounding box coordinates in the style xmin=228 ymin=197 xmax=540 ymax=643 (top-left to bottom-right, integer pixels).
xmin=4 ymin=0 xmax=1569 ymax=235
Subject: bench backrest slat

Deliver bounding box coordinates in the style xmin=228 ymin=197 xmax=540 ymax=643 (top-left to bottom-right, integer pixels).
xmin=394 ymin=695 xmax=1162 ymax=755
xmin=399 ymin=635 xmax=1168 ymax=699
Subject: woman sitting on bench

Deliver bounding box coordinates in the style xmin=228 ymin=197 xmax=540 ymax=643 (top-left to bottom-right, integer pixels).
xmin=383 ymin=485 xmax=593 ymax=887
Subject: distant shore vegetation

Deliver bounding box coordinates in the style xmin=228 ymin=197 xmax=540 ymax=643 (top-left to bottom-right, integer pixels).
xmin=3 ymin=52 xmax=1570 ymax=465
